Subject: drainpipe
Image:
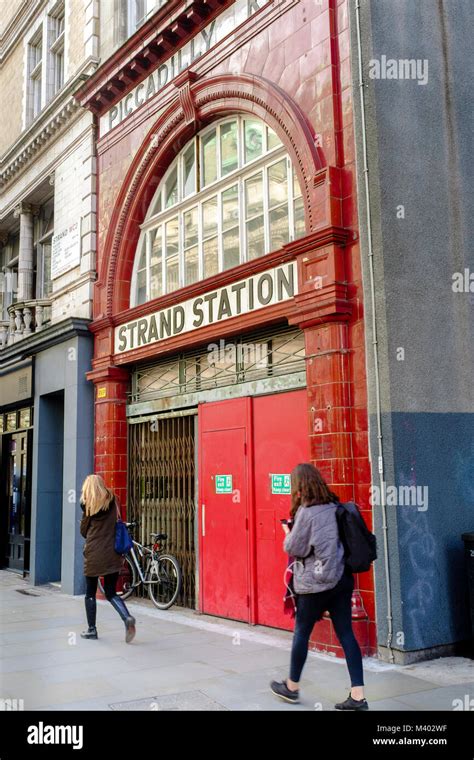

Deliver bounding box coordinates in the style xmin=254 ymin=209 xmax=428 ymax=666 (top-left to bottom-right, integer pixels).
xmin=354 ymin=0 xmax=394 ymax=663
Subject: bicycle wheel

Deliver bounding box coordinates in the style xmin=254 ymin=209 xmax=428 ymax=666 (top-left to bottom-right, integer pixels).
xmin=98 ymin=555 xmax=136 ymax=600
xmin=148 ymin=554 xmax=182 ymax=610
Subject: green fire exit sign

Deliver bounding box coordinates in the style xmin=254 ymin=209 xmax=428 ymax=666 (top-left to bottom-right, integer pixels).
xmin=215 ymin=475 xmax=233 ymax=494
xmin=271 ymin=474 xmax=291 ymax=494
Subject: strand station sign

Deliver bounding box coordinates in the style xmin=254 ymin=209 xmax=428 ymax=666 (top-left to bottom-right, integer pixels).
xmin=101 ymin=0 xmax=270 ymax=135
xmin=115 ymin=261 xmax=297 ymax=354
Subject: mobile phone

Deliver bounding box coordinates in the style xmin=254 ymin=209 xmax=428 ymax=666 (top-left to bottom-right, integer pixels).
xmin=280 ymin=519 xmax=289 ymax=525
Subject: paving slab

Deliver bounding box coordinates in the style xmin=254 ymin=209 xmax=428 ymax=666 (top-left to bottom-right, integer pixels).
xmin=0 ymin=570 xmax=471 ymax=712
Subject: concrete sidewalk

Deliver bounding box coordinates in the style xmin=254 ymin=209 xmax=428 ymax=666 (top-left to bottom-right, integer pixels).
xmin=1 ymin=570 xmax=473 ymax=711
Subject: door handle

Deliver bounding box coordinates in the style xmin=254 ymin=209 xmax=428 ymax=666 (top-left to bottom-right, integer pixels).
xmin=202 ymin=504 xmax=205 ymax=537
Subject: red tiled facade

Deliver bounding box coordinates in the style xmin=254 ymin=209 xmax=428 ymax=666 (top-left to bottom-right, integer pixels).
xmin=77 ymin=0 xmax=376 ymax=656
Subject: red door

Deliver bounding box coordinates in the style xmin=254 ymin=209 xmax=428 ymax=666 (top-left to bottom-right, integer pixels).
xmin=253 ymin=390 xmax=310 ymax=629
xmin=199 ymin=400 xmax=250 ymax=621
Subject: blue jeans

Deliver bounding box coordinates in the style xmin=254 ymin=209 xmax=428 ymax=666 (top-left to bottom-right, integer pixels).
xmin=289 ymin=570 xmax=364 ymax=687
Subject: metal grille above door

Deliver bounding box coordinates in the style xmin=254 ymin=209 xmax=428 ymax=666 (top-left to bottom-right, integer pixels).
xmin=130 ymin=326 xmax=305 ymax=405
xmin=128 ymin=412 xmax=196 ymax=609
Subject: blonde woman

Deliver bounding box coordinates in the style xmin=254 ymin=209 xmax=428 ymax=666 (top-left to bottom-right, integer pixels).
xmin=79 ymin=474 xmax=136 ymax=643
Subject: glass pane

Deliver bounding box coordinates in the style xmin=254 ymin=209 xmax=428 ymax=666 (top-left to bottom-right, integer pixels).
xmin=294 ymin=197 xmax=305 ymax=239
xmin=246 ymin=216 xmax=264 ymax=260
xmin=41 ymin=241 xmax=52 ymax=297
xmin=137 ymin=238 xmax=146 ymax=270
xmin=202 ymin=196 xmax=218 ymax=238
xmin=165 ymin=218 xmax=179 ymax=292
xmin=165 ymin=166 xmax=178 ymax=208
xmin=166 ymin=255 xmax=179 ymax=293
xmin=220 ymin=121 xmax=238 ymax=176
xmin=184 ymin=207 xmax=198 ymax=249
xmin=150 ymin=264 xmax=162 ymax=300
xmin=202 ymin=129 xmax=217 ymax=187
xmin=42 ymin=199 xmax=54 ymax=235
xmin=244 ymin=120 xmax=263 ymax=164
xmin=269 ymin=205 xmax=289 ymax=250
xmin=183 ymin=143 xmax=195 ymax=198
xmin=150 ymin=226 xmax=162 ymax=266
xmin=222 ymin=228 xmax=240 ymax=271
xmin=136 ymin=268 xmax=147 ymax=304
xmin=203 ymin=237 xmax=218 ymax=279
xmin=19 ymin=409 xmax=31 ymax=428
xmin=245 ymin=173 xmax=263 ymax=218
xmin=184 ymin=246 xmax=198 ymax=286
xmin=293 ymin=166 xmax=302 ymax=198
xmin=268 ymin=159 xmax=288 ymax=208
xmin=151 ymin=190 xmax=162 ymax=216
xmin=267 ymin=126 xmax=282 ymax=150
xmin=222 ymin=184 xmax=238 ymax=231
xmin=165 ymin=218 xmax=179 ymax=258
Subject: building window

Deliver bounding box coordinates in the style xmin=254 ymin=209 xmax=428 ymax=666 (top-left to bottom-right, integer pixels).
xmin=48 ymin=6 xmax=65 ymax=98
xmin=131 ymin=116 xmax=305 ymax=306
xmin=34 ymin=199 xmax=54 ymax=299
xmin=27 ymin=30 xmax=43 ymax=123
xmin=0 ymin=236 xmax=19 ymax=321
xmin=115 ymin=0 xmax=168 ymax=45
xmin=26 ymin=3 xmax=65 ymax=125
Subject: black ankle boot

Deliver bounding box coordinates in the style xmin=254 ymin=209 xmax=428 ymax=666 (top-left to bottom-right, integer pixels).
xmin=81 ymin=596 xmax=98 ymax=639
xmin=109 ymin=595 xmax=136 ymax=643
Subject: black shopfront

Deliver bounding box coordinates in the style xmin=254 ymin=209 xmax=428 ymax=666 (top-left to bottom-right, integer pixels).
xmin=0 ymin=359 xmax=33 ymax=574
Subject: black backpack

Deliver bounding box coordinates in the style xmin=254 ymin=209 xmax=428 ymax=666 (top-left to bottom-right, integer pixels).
xmin=336 ymin=502 xmax=377 ymax=573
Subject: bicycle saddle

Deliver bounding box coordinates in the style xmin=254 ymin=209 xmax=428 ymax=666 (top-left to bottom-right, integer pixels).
xmin=150 ymin=532 xmax=167 ymax=540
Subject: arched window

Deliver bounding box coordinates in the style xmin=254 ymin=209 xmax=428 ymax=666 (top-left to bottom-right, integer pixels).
xmin=131 ymin=115 xmax=306 ymax=306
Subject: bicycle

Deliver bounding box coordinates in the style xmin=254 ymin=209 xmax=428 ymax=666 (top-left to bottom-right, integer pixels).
xmin=98 ymin=521 xmax=182 ymax=610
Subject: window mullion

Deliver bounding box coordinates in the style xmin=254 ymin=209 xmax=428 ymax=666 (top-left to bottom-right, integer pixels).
xmin=161 ymin=225 xmax=165 ymax=297
xmin=288 ymin=158 xmax=295 ymax=241
xmin=198 ymin=201 xmax=203 ymax=281
xmin=217 ymin=192 xmax=223 ymax=273
xmin=238 ymin=176 xmax=246 ymax=265
xmin=146 ymin=231 xmax=151 ymax=301
xmin=263 ymin=164 xmax=270 ymax=255
xmin=179 ymin=213 xmax=185 ymax=289
xmin=216 ymin=124 xmax=221 ymax=182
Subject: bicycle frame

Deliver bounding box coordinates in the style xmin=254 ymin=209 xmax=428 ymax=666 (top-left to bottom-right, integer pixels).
xmin=126 ymin=540 xmax=160 ymax=587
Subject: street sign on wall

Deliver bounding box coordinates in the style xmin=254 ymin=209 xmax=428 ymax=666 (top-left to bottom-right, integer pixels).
xmin=51 ymin=221 xmax=81 ymax=279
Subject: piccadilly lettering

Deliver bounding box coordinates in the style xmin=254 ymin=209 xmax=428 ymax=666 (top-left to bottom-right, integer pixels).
xmin=103 ymin=0 xmax=270 ymax=135
xmin=115 ymin=262 xmax=297 ymax=354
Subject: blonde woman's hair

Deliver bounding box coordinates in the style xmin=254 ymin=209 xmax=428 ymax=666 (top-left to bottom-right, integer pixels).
xmin=80 ymin=474 xmax=114 ymax=516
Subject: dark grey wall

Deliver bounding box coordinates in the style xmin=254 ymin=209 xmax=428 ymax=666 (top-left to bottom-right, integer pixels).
xmin=33 ymin=392 xmax=64 ymax=583
xmin=350 ymin=0 xmax=474 ymax=657
xmin=30 ymin=334 xmax=94 ymax=595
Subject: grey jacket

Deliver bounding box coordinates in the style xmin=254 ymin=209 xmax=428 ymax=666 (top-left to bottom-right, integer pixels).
xmin=283 ymin=501 xmax=345 ymax=593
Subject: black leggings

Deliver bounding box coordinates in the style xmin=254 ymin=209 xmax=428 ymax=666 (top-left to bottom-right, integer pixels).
xmin=290 ymin=570 xmax=364 ymax=687
xmin=85 ymin=573 xmax=118 ymax=601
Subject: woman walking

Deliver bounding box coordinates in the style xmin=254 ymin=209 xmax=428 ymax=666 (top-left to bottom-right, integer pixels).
xmin=80 ymin=474 xmax=136 ymax=643
xmin=270 ymin=463 xmax=367 ymax=710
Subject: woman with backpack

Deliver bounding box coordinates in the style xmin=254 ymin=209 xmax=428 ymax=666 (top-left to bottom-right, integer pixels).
xmin=270 ymin=463 xmax=368 ymax=710
xmin=79 ymin=474 xmax=136 ymax=643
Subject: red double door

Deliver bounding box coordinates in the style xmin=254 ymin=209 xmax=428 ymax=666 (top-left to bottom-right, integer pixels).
xmin=199 ymin=390 xmax=309 ymax=629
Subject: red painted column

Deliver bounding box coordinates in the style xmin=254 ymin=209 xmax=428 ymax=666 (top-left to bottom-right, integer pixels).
xmin=304 ymin=321 xmax=370 ymax=657
xmin=87 ymin=365 xmax=129 ymax=517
